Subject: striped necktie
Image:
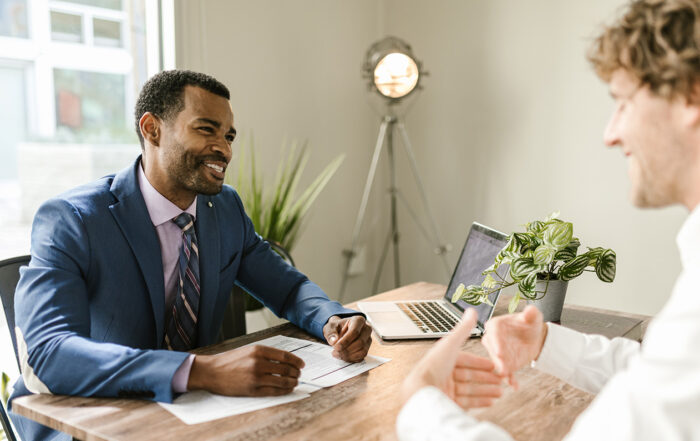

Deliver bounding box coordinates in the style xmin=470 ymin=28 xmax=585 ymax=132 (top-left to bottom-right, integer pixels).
xmin=165 ymin=212 xmax=201 ymax=351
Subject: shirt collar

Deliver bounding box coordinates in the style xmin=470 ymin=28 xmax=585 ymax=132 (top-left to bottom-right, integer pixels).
xmin=137 ymin=159 xmax=197 ymax=227
xmin=676 ymin=204 xmax=700 ymax=268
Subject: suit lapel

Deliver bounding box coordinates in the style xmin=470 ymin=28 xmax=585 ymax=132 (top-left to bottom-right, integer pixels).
xmin=195 ymin=195 xmax=220 ymax=346
xmin=108 ymin=158 xmax=166 ymax=346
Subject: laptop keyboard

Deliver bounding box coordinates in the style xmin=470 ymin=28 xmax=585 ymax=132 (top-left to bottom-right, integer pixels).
xmin=397 ymin=301 xmax=459 ymax=333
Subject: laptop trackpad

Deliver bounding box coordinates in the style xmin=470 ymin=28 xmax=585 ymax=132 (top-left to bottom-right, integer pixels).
xmin=366 ymin=311 xmax=419 ymax=335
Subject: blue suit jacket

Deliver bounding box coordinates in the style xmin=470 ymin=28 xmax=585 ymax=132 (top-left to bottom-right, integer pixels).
xmin=9 ymin=158 xmax=359 ymax=441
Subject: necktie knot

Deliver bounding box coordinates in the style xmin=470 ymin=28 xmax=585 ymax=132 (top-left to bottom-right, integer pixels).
xmin=173 ymin=212 xmax=195 ymax=232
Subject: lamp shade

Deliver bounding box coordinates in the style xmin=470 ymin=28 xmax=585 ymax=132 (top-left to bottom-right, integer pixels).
xmin=363 ymin=36 xmax=423 ymax=100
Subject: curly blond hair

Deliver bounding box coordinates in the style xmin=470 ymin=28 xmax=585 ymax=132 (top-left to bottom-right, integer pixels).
xmin=588 ymin=0 xmax=700 ymax=98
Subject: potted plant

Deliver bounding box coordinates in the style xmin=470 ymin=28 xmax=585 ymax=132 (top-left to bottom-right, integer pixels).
xmin=451 ymin=212 xmax=616 ymax=321
xmin=225 ymin=136 xmax=344 ymax=312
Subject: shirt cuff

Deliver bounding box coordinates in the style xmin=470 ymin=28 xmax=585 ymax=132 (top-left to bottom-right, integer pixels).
xmin=171 ymin=354 xmax=195 ymax=393
xmin=397 ymin=386 xmax=477 ymax=441
xmin=531 ymin=322 xmax=585 ymax=382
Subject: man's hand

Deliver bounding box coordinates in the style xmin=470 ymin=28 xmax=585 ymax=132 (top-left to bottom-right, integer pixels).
xmin=482 ymin=305 xmax=548 ymax=383
xmin=323 ymin=315 xmax=372 ymax=362
xmin=401 ymin=309 xmax=505 ymax=409
xmin=187 ymin=344 xmax=305 ymax=396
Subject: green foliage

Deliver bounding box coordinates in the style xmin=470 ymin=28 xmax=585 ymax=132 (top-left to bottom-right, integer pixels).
xmin=1 ymin=371 xmax=8 ymax=441
xmin=225 ymin=136 xmax=344 ymax=310
xmin=452 ymin=212 xmax=616 ymax=313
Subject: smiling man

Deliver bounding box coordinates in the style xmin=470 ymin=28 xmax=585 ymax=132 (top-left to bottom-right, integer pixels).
xmin=397 ymin=1 xmax=700 ymax=440
xmin=9 ymin=70 xmax=371 ymax=441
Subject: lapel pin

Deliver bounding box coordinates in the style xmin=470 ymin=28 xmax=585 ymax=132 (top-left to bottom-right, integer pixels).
xmin=208 ymin=201 xmax=213 ymax=208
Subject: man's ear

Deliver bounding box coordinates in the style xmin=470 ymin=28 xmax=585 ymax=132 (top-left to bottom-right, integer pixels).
xmin=682 ymin=82 xmax=700 ymax=127
xmin=139 ymin=112 xmax=161 ymax=147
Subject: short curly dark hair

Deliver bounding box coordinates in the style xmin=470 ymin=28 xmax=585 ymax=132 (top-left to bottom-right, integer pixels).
xmin=588 ymin=0 xmax=700 ymax=99
xmin=134 ymin=69 xmax=230 ymax=148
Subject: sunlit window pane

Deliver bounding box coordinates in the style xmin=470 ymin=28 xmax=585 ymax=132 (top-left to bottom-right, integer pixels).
xmin=51 ymin=10 xmax=83 ymax=43
xmin=62 ymin=0 xmax=123 ymax=10
xmin=0 ymin=0 xmax=29 ymax=38
xmin=93 ymin=17 xmax=121 ymax=47
xmin=54 ymin=69 xmax=128 ymax=142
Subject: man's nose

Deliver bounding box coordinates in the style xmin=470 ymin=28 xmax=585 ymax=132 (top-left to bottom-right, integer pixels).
xmin=603 ymin=114 xmax=620 ymax=147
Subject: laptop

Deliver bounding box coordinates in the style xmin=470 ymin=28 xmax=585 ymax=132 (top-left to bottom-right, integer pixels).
xmin=358 ymin=222 xmax=508 ymax=339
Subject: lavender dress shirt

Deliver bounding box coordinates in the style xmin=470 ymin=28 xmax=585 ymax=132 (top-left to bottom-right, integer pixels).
xmin=137 ymin=162 xmax=196 ymax=393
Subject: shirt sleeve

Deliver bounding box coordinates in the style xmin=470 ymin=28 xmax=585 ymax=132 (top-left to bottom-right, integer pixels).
xmin=171 ymin=354 xmax=195 ymax=393
xmin=534 ymin=323 xmax=641 ymax=394
xmin=396 ymin=386 xmax=514 ymax=441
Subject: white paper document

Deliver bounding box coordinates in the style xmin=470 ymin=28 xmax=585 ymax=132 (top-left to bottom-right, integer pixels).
xmin=159 ymin=335 xmax=390 ymax=424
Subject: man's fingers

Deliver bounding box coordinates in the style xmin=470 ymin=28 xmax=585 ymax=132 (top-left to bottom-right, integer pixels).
xmin=253 ymin=385 xmax=296 ymax=396
xmin=452 ymin=367 xmax=503 ymax=384
xmin=454 ymin=396 xmax=494 ymax=409
xmin=263 ymin=360 xmax=302 ymax=379
xmin=324 ymin=316 xmax=343 ymax=345
xmin=454 ymin=382 xmax=503 ymax=398
xmin=435 ymin=308 xmax=477 ymax=353
xmin=454 ymin=351 xmax=496 ymax=371
xmin=521 ymin=305 xmax=541 ymax=324
xmin=334 ymin=317 xmax=364 ymax=348
xmin=252 ymin=345 xmax=305 ymax=369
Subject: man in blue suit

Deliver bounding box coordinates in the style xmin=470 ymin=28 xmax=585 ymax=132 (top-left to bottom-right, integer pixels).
xmin=9 ymin=70 xmax=372 ymax=440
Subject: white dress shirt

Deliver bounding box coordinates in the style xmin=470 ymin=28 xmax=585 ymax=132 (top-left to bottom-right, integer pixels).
xmin=397 ymin=206 xmax=700 ymax=441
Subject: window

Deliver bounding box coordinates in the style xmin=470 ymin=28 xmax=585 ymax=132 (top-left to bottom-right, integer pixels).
xmin=0 ymin=0 xmax=28 ymax=38
xmin=50 ymin=10 xmax=83 ymax=43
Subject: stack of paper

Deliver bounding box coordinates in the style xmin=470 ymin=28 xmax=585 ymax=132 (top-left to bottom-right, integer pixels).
xmin=159 ymin=335 xmax=390 ymax=424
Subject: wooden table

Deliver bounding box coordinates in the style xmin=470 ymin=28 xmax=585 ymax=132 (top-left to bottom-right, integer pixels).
xmin=12 ymin=282 xmax=650 ymax=441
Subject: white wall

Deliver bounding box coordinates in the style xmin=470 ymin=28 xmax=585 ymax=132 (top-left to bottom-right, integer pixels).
xmin=176 ymin=0 xmax=688 ymax=316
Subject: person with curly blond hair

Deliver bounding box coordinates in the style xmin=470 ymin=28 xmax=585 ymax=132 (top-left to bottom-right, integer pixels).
xmin=397 ymin=1 xmax=700 ymax=439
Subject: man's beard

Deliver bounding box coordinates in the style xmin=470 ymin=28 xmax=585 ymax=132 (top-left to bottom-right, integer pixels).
xmin=168 ymin=143 xmax=226 ymax=196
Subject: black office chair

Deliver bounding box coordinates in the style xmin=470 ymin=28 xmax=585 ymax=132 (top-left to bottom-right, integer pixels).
xmin=0 ymin=255 xmax=30 ymax=441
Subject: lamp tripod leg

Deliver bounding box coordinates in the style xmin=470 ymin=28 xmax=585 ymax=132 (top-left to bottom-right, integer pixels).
xmin=339 ymin=117 xmax=391 ymax=301
xmin=396 ymin=120 xmax=452 ymax=278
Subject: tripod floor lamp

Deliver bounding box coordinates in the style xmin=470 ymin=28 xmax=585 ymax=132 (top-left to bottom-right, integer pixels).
xmin=338 ymin=36 xmax=451 ymax=301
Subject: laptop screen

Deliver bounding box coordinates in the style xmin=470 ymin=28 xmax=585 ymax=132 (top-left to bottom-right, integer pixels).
xmin=444 ymin=223 xmax=509 ymax=325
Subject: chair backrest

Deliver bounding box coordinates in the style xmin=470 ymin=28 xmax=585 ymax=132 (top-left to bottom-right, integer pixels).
xmin=0 ymin=255 xmax=30 ymax=374
xmin=0 ymin=397 xmax=18 ymax=441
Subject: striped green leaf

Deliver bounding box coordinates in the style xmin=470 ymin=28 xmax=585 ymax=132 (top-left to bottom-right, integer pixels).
xmin=554 ymin=238 xmax=580 ymax=262
xmin=482 ymin=274 xmax=497 ymax=289
xmin=543 ymin=222 xmax=573 ymax=249
xmin=451 ymin=283 xmax=466 ymax=303
xmin=518 ymin=272 xmax=537 ymax=298
xmin=510 ymin=257 xmax=547 ymax=281
xmin=533 ymin=244 xmax=556 ymax=265
xmin=586 ymin=247 xmax=605 ymax=266
xmin=595 ymin=249 xmax=617 ymax=282
xmin=526 ymin=220 xmax=546 ymax=234
xmin=558 ymin=254 xmax=589 ymax=281
xmin=513 ymin=232 xmax=538 ymax=253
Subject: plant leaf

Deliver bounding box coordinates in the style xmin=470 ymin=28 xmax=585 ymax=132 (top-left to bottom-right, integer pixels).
xmin=526 ymin=220 xmax=546 ymax=234
xmin=510 ymin=257 xmax=547 ymax=281
xmin=543 ymin=221 xmax=573 ymax=249
xmin=554 ymin=238 xmax=580 ymax=262
xmin=451 ymin=283 xmax=466 ymax=303
xmin=595 ymin=249 xmax=617 ymax=282
xmin=508 ymin=293 xmax=521 ymax=313
xmin=585 ymin=247 xmax=606 ymax=266
xmin=482 ymin=274 xmax=497 ymax=289
xmin=558 ymin=254 xmax=589 ymax=281
xmin=518 ymin=272 xmax=537 ymax=298
xmin=533 ymin=244 xmax=556 ymax=265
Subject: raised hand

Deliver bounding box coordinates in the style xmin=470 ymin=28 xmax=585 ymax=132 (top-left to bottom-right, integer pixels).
xmin=401 ymin=309 xmax=505 ymax=409
xmin=187 ymin=344 xmax=305 ymax=396
xmin=482 ymin=305 xmax=548 ymax=382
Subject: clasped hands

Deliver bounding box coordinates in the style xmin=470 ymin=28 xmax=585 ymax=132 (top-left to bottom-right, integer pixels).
xmin=188 ymin=315 xmax=372 ymax=396
xmin=400 ymin=306 xmax=548 ymax=409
